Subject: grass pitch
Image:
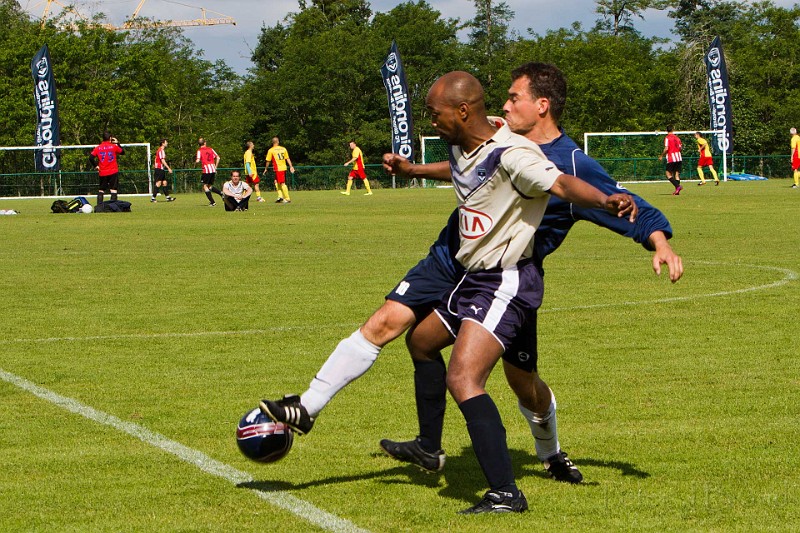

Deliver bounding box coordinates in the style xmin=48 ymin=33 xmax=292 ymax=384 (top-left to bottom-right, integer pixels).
xmin=1 ymin=180 xmax=798 ymax=532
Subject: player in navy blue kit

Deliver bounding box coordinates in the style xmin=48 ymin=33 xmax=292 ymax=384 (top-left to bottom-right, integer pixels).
xmin=260 ymin=64 xmax=683 ymax=507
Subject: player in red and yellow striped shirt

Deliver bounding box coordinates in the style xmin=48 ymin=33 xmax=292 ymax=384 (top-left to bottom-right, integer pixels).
xmin=265 ymin=137 xmax=295 ymax=203
xmin=341 ymin=140 xmax=372 ymax=196
xmin=694 ymin=132 xmax=719 ymax=186
xmin=244 ymin=141 xmax=264 ymax=202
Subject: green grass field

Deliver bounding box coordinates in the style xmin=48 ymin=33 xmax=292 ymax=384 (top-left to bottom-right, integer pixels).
xmin=1 ymin=179 xmax=798 ymax=532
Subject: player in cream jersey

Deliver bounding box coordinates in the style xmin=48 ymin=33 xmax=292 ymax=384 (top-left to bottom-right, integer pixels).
xmin=413 ymin=71 xmax=634 ymax=514
xmin=449 ymin=122 xmax=561 ymax=271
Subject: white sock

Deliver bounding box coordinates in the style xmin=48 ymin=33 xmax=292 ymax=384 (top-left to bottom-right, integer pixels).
xmin=518 ymin=390 xmax=560 ymax=461
xmin=300 ymin=329 xmax=380 ymax=417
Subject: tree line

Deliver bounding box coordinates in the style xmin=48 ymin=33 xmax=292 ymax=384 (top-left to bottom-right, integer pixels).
xmin=1 ymin=0 xmax=799 ymax=170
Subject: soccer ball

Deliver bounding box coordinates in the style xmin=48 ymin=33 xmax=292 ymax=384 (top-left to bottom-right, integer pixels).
xmin=80 ymin=203 xmax=93 ymax=214
xmin=236 ymin=407 xmax=293 ymax=463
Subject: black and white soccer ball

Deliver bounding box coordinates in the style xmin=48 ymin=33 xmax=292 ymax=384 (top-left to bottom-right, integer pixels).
xmin=236 ymin=407 xmax=293 ymax=463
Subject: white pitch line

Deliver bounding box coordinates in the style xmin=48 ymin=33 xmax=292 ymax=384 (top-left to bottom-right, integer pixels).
xmin=0 ymin=323 xmax=361 ymax=346
xmin=0 ymin=369 xmax=370 ymax=533
xmin=542 ymin=262 xmax=797 ymax=313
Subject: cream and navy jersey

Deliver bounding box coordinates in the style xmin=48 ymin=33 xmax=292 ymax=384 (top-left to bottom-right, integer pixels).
xmin=448 ymin=123 xmax=562 ymax=272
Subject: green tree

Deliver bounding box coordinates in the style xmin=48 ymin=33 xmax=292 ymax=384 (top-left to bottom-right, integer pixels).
xmin=595 ymin=0 xmax=669 ymax=35
xmin=669 ymin=1 xmax=800 ymax=155
xmin=371 ymin=2 xmax=467 ymax=139
xmin=249 ymin=0 xmax=465 ymax=165
xmin=506 ymin=27 xmax=673 ymax=135
xmin=466 ymin=0 xmax=515 ymax=95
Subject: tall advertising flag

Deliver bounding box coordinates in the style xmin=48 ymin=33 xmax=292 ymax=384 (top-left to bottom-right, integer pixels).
xmin=381 ymin=40 xmax=414 ymax=161
xmin=31 ymin=44 xmax=61 ymax=171
xmin=704 ymin=36 xmax=732 ymax=154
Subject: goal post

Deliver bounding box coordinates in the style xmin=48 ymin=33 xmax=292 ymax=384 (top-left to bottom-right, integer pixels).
xmin=0 ymin=143 xmax=151 ymax=199
xmin=583 ymin=130 xmax=728 ymax=183
xmin=419 ymin=135 xmax=450 ymax=188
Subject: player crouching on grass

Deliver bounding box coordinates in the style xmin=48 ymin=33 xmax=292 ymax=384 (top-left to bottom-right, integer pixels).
xmin=221 ymin=171 xmax=252 ymax=211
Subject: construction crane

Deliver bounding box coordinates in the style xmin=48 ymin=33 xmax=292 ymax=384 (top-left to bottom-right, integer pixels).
xmin=36 ymin=0 xmax=236 ymax=30
xmin=37 ymin=0 xmax=90 ymax=29
xmin=117 ymin=0 xmax=236 ymax=30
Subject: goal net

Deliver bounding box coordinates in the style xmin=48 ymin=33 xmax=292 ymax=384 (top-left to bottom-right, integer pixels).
xmin=0 ymin=143 xmax=151 ymax=198
xmin=584 ymin=130 xmax=728 ymax=182
xmin=418 ymin=136 xmax=450 ymax=188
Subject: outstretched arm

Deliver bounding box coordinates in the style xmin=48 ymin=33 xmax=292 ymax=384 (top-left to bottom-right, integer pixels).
xmin=548 ymin=174 xmax=637 ymax=222
xmin=382 ymin=154 xmax=450 ymax=182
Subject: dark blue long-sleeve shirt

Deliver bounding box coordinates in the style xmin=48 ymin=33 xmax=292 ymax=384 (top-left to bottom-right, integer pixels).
xmin=428 ymin=130 xmax=673 ymax=279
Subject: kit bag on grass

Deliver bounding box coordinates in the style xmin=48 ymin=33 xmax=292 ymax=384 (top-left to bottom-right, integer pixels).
xmin=50 ymin=196 xmax=89 ymax=214
xmin=96 ymin=200 xmax=132 ymax=212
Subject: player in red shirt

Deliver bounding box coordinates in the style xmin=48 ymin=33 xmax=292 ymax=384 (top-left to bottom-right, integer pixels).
xmin=658 ymin=126 xmax=683 ymax=195
xmin=195 ymin=137 xmax=223 ymax=206
xmin=151 ymin=138 xmax=176 ymax=202
xmin=89 ymin=131 xmax=124 ymax=206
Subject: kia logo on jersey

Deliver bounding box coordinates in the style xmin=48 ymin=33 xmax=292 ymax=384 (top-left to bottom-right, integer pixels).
xmin=459 ymin=206 xmax=493 ymax=239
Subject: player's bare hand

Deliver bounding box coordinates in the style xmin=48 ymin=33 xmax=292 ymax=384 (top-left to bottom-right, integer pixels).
xmin=382 ymin=153 xmax=413 ymax=176
xmin=652 ymin=244 xmax=683 ymax=283
xmin=606 ymin=193 xmax=637 ymax=222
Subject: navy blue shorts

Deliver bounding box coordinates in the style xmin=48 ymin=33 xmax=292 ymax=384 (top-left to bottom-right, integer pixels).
xmin=435 ymin=259 xmax=543 ymax=367
xmin=505 ymin=312 xmax=538 ymax=373
xmin=386 ymin=253 xmax=459 ymax=320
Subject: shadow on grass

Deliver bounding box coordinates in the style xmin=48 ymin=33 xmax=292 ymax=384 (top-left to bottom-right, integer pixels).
xmin=238 ymin=446 xmax=649 ymax=504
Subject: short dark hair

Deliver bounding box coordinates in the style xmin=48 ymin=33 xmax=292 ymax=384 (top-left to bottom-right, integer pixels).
xmin=510 ymin=62 xmax=567 ymax=121
xmin=160 ymin=138 xmax=168 ymax=146
xmin=667 ymin=126 xmax=674 ymax=133
xmin=102 ymin=131 xmax=112 ymax=141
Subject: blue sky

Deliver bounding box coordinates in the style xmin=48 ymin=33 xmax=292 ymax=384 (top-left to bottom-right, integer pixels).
xmin=22 ymin=0 xmax=798 ymax=74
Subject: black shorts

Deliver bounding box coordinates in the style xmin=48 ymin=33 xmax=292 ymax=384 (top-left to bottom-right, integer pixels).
xmin=154 ymin=168 xmax=166 ymax=181
xmin=99 ymin=172 xmax=119 ymax=191
xmin=504 ymin=312 xmax=538 ymax=373
xmin=201 ymin=172 xmax=216 ymax=186
xmin=666 ymin=161 xmax=682 ymax=174
xmin=223 ymin=195 xmax=250 ymax=211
